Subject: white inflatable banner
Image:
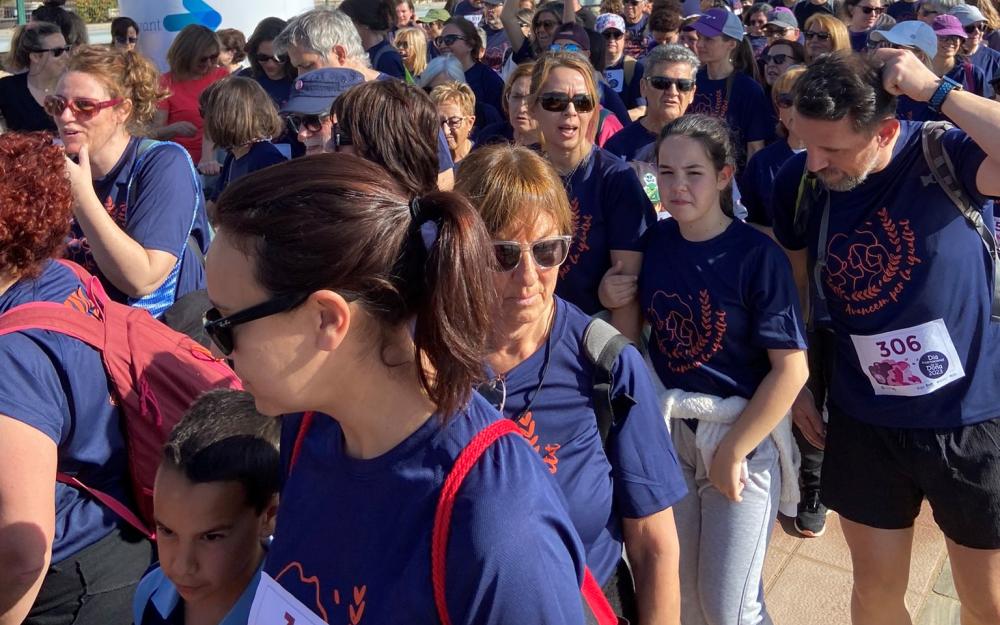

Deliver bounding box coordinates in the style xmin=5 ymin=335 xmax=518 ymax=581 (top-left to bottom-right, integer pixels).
xmin=117 ymin=0 xmax=315 ymax=71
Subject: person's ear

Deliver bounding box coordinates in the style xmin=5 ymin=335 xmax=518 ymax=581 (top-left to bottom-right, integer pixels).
xmin=115 ymin=98 xmax=134 ymax=125
xmin=717 ymin=163 xmax=735 ymax=190
xmin=308 ymin=290 xmax=354 ymax=352
xmin=332 ymin=44 xmax=349 ymax=66
xmin=259 ymin=494 xmax=279 ymax=542
xmin=876 ymin=117 xmax=900 ymax=148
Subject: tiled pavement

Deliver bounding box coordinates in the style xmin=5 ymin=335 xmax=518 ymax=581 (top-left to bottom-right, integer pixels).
xmin=764 ymin=502 xmax=961 ymax=625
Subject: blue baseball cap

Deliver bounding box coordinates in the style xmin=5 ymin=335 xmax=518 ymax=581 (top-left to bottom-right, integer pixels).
xmin=869 ymin=20 xmax=937 ymax=58
xmin=281 ymin=68 xmax=366 ymax=115
xmin=950 ymin=4 xmax=986 ymax=26
xmin=691 ymin=8 xmax=746 ymax=40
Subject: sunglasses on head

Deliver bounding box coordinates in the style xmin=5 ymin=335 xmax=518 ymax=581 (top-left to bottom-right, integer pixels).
xmin=859 ymin=5 xmax=885 ymax=14
xmin=284 ymin=112 xmax=330 ymax=134
xmin=803 ymin=30 xmax=831 ymax=40
xmin=44 ymin=95 xmax=122 ymax=118
xmin=435 ymin=34 xmax=466 ymax=46
xmin=256 ymin=53 xmax=286 ymax=64
xmin=32 ymin=45 xmax=72 ymax=57
xmin=762 ymin=52 xmax=795 ymax=64
xmin=644 ymin=75 xmax=695 ymax=92
xmin=537 ymin=91 xmax=596 ymax=112
xmin=965 ymin=22 xmax=987 ymax=34
xmin=492 ymin=236 xmax=573 ymax=272
xmin=203 ymin=292 xmax=312 ymax=356
xmin=114 ymin=36 xmax=138 ymax=45
xmin=549 ymin=42 xmax=583 ymax=52
xmin=776 ymin=92 xmax=794 ymax=108
xmin=603 ymin=29 xmax=625 ymax=40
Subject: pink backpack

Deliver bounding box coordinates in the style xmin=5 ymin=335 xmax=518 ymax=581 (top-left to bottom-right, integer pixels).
xmin=0 ymin=261 xmax=242 ymax=539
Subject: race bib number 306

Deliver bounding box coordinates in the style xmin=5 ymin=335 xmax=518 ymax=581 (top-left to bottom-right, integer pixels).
xmin=850 ymin=319 xmax=965 ymax=397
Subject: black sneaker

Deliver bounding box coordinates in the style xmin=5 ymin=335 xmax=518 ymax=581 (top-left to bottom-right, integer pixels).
xmin=795 ymin=489 xmax=829 ymax=538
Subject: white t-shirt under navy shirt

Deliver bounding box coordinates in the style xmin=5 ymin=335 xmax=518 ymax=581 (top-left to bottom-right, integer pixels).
xmin=265 ymin=395 xmax=588 ymax=624
xmin=487 ymin=296 xmax=687 ymax=583
xmin=0 ymin=260 xmax=128 ymax=564
xmin=772 ymin=121 xmax=1000 ymax=428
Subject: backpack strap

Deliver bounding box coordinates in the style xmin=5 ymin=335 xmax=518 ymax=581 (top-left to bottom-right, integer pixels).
xmin=55 ymin=473 xmax=153 ymax=539
xmin=288 ymin=411 xmax=316 ymax=474
xmin=920 ymin=121 xmax=1000 ymax=321
xmin=583 ymin=318 xmax=633 ymax=448
xmin=431 ymin=419 xmax=521 ymax=625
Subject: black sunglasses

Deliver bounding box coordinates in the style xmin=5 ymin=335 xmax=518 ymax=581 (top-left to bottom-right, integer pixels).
xmin=203 ymin=292 xmax=311 ymax=356
xmin=762 ymin=52 xmax=796 ymax=64
xmin=114 ymin=36 xmax=138 ymax=45
xmin=256 ymin=53 xmax=286 ymax=64
xmin=803 ymin=30 xmax=831 ymax=40
xmin=285 ymin=112 xmax=330 ymax=134
xmin=603 ymin=30 xmax=625 ymax=40
xmin=435 ymin=34 xmax=466 ymax=46
xmin=32 ymin=45 xmax=72 ymax=57
xmin=776 ymin=92 xmax=794 ymax=108
xmin=537 ymin=92 xmax=596 ymax=112
xmin=644 ymin=76 xmax=695 ymax=92
xmin=492 ymin=236 xmax=573 ymax=272
xmin=965 ymin=22 xmax=987 ymax=34
xmin=859 ymin=6 xmax=885 ymax=14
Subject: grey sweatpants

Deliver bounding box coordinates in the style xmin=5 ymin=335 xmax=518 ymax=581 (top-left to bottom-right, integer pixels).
xmin=671 ymin=423 xmax=780 ymax=625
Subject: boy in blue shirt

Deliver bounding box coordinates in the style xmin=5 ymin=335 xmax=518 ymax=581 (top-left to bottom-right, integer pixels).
xmin=133 ymin=390 xmax=280 ymax=625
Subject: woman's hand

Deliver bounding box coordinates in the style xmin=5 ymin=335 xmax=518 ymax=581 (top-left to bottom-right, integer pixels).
xmin=198 ymin=159 xmax=221 ymax=176
xmin=63 ymin=145 xmax=94 ymax=209
xmin=709 ymin=445 xmax=747 ymax=503
xmin=598 ymin=260 xmax=639 ymax=310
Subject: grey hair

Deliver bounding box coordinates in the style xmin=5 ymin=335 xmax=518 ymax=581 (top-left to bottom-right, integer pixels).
xmin=417 ymin=54 xmax=467 ymax=88
xmin=275 ymin=9 xmax=369 ymax=67
xmin=643 ymin=44 xmax=700 ymax=78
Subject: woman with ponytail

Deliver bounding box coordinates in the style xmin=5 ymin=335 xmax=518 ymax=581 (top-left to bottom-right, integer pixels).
xmin=53 ymin=45 xmax=210 ymax=317
xmin=204 ymin=154 xmax=589 ymax=624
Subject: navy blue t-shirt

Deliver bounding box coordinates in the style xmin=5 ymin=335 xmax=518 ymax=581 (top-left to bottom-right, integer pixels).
xmin=897 ymin=62 xmax=986 ymax=121
xmin=641 ymin=219 xmax=808 ymax=398
xmin=211 ymin=141 xmax=287 ymax=202
xmin=266 ymin=396 xmax=588 ymax=624
xmin=66 ymin=138 xmax=209 ymax=306
xmin=600 ymin=81 xmax=633 ymax=127
xmin=369 ymin=39 xmax=407 ymax=80
xmin=465 ymin=62 xmax=505 ymax=115
xmin=849 ymin=30 xmax=870 ymax=52
xmin=772 ymin=121 xmax=1000 ymax=428
xmin=604 ymin=57 xmax=646 ymax=110
xmin=237 ymin=67 xmax=293 ymax=110
xmin=0 ymin=260 xmax=128 ymax=564
xmin=742 ymin=138 xmax=799 ymax=227
xmin=624 ymin=15 xmax=651 ymax=59
xmin=558 ymin=146 xmax=657 ymax=315
xmin=968 ymin=46 xmax=1000 ymax=97
xmin=487 ymin=297 xmax=687 ymax=583
xmin=604 ymin=119 xmax=658 ymax=162
xmin=887 ymin=0 xmax=918 ymax=21
xmin=473 ymin=120 xmax=515 ymax=146
xmin=483 ymin=24 xmax=511 ymax=74
xmin=689 ymin=69 xmax=774 ymax=172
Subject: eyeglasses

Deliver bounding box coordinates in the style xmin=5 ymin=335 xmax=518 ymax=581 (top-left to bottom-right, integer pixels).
xmin=435 ymin=34 xmax=466 ymax=46
xmin=31 ymin=45 xmax=72 ymax=57
xmin=965 ymin=22 xmax=987 ymax=34
xmin=749 ymin=18 xmax=768 ymax=27
xmin=284 ymin=112 xmax=330 ymax=134
xmin=537 ymin=91 xmax=596 ymax=112
xmin=440 ymin=115 xmax=466 ymax=129
xmin=44 ymin=95 xmax=122 ymax=118
xmin=603 ymin=30 xmax=624 ymax=40
xmin=763 ymin=25 xmax=790 ymax=36
xmin=535 ymin=19 xmax=558 ymax=30
xmin=776 ymin=92 xmax=794 ymax=108
xmin=198 ymin=52 xmax=220 ymax=64
xmin=114 ymin=36 xmax=138 ymax=45
xmin=939 ymin=35 xmax=963 ymax=45
xmin=549 ymin=42 xmax=583 ymax=52
xmin=492 ymin=236 xmax=573 ymax=272
xmin=203 ymin=292 xmax=311 ymax=356
xmin=762 ymin=52 xmax=796 ymax=64
xmin=256 ymin=53 xmax=286 ymax=64
xmin=867 ymin=38 xmax=899 ymax=50
xmin=859 ymin=6 xmax=885 ymax=14
xmin=644 ymin=75 xmax=695 ymax=92
xmin=803 ymin=30 xmax=832 ymax=40
xmin=479 ymin=376 xmax=507 ymax=413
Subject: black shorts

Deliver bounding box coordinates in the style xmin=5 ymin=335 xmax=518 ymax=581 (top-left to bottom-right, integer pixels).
xmin=821 ymin=408 xmax=1000 ymax=550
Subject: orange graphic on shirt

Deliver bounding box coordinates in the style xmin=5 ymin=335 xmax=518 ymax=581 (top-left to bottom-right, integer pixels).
xmin=560 ymin=197 xmax=592 ymax=279
xmin=824 ymin=207 xmax=921 ymax=316
xmin=647 ymin=289 xmax=727 ymax=373
xmin=273 ymin=563 xmax=369 ymax=624
xmin=516 ymin=411 xmax=560 ymax=474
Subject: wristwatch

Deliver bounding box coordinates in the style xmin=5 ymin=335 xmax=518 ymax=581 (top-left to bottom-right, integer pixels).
xmin=928 ymin=76 xmax=962 ymax=113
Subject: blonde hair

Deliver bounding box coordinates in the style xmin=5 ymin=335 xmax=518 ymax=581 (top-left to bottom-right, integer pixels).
xmin=975 ymin=0 xmax=1000 ymax=30
xmin=394 ymin=27 xmax=427 ymax=76
xmin=772 ymin=64 xmax=806 ymax=137
xmin=529 ymin=52 xmax=600 ymax=147
xmin=455 ymin=143 xmax=573 ymax=238
xmin=430 ymin=81 xmax=476 ymax=116
xmin=166 ymin=24 xmax=221 ymax=80
xmin=502 ymin=61 xmax=535 ymax=114
xmin=803 ymin=14 xmax=851 ymax=61
xmin=67 ymin=45 xmax=169 ymax=134
xmin=201 ymin=76 xmax=282 ymax=150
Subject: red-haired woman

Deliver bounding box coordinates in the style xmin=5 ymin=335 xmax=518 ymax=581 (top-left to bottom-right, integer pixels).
xmin=0 ymin=132 xmax=151 ymax=625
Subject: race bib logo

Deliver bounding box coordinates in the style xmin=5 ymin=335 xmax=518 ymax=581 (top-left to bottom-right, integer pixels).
xmin=647 ymin=289 xmax=727 ymax=373
xmin=560 ymin=197 xmax=591 ymax=279
xmin=824 ymin=207 xmax=922 ymax=316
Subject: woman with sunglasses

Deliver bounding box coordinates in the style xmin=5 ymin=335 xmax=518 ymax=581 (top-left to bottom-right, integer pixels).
xmin=761 ymin=39 xmax=805 ymax=88
xmin=394 ymin=26 xmax=429 ymax=82
xmin=0 ymin=21 xmax=67 ymax=133
xmin=640 ymin=114 xmax=808 ymax=625
xmin=598 ymin=13 xmax=647 ymax=121
xmin=744 ymin=3 xmax=773 ymax=58
xmin=455 ymin=143 xmax=686 ymax=625
xmin=501 ymin=0 xmax=563 ymax=64
xmin=530 ymin=52 xmax=656 ymax=342
xmin=151 ymin=25 xmax=229 ymax=175
xmin=52 ymin=45 xmax=210 ymax=317
xmin=111 ymin=16 xmax=139 ymax=52
xmin=954 ymin=4 xmax=1000 ymax=98
xmin=437 ymin=17 xmax=505 ymax=114
xmin=802 ymin=13 xmax=850 ymax=63
xmin=844 ymin=0 xmax=886 ymax=51
xmin=204 ymin=153 xmax=590 ymax=625
xmin=239 ymin=18 xmax=295 ymax=110
xmin=0 ymin=131 xmax=153 ymax=625
xmin=932 ymin=14 xmax=986 ymax=95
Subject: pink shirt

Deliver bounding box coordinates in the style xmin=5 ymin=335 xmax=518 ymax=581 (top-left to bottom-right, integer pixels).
xmin=158 ymin=66 xmax=229 ymax=164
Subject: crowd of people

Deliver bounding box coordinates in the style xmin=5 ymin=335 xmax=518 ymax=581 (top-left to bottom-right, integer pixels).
xmin=0 ymin=0 xmax=999 ymax=624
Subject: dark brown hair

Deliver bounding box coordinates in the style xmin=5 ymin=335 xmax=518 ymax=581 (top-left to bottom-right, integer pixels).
xmin=340 ymin=0 xmax=396 ymax=32
xmin=444 ymin=17 xmax=483 ymax=62
xmin=332 ymin=80 xmax=440 ymax=197
xmin=201 ymin=77 xmax=283 ymax=150
xmin=214 ymin=155 xmax=496 ymax=417
xmin=217 ymin=28 xmax=247 ymax=64
xmin=245 ymin=17 xmax=294 ymax=80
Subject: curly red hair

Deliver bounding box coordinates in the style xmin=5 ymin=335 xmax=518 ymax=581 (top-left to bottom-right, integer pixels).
xmin=0 ymin=132 xmax=73 ymax=280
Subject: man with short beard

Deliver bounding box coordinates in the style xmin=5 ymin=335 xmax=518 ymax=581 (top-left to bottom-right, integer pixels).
xmin=772 ymin=51 xmax=1000 ymax=625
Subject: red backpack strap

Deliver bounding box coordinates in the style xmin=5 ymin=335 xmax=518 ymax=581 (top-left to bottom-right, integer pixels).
xmin=55 ymin=473 xmax=154 ymax=539
xmin=582 ymin=569 xmax=620 ymax=625
xmin=432 ymin=419 xmax=520 ymax=625
xmin=0 ymin=302 xmax=106 ymax=348
xmin=288 ymin=411 xmax=316 ymax=474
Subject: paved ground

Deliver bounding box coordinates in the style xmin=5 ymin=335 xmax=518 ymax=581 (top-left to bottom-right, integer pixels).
xmin=765 ymin=502 xmax=961 ymax=625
